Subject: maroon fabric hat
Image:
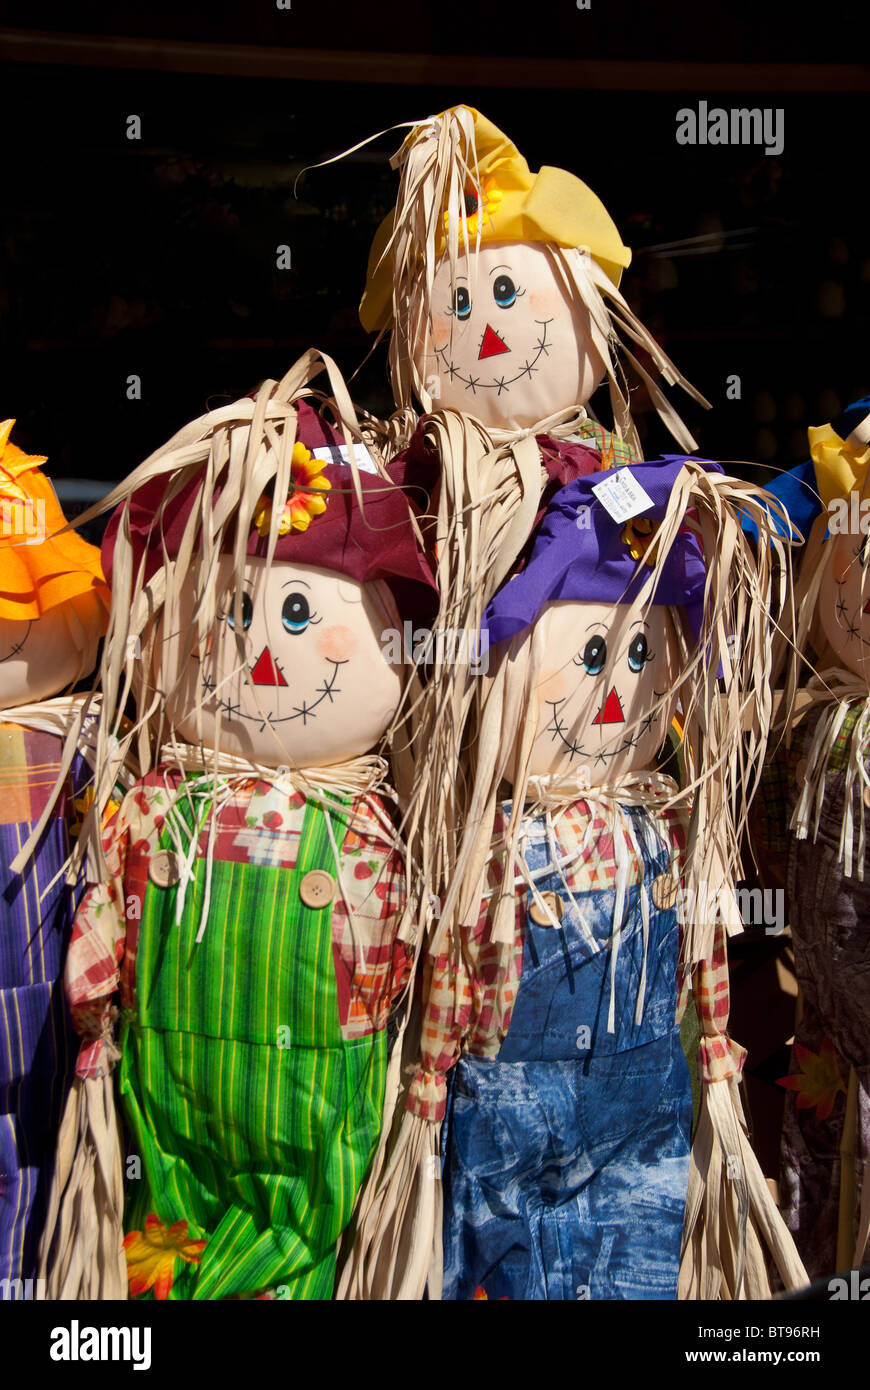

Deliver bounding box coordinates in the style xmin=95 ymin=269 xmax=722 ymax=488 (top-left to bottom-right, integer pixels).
xmin=102 ymin=401 xmax=439 ymax=628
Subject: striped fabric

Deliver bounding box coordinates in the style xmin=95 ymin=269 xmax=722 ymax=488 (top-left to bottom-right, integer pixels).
xmin=118 ymin=793 xmax=389 ymax=1300
xmin=0 ymin=724 xmax=89 ymax=1291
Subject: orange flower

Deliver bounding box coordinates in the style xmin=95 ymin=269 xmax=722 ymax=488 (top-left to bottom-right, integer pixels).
xmin=0 ymin=418 xmax=47 ymax=507
xmin=777 ymin=1037 xmax=847 ymax=1120
xmin=473 ymin=1284 xmax=508 ymax=1300
xmin=123 ymin=1214 xmax=207 ymax=1300
xmin=443 ymin=179 xmax=504 ymax=244
xmin=253 ymin=442 xmax=330 ymax=537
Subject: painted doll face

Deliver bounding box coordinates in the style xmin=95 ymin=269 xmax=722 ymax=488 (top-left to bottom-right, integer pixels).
xmin=161 ymin=557 xmax=404 ymax=766
xmin=418 ymin=240 xmax=606 ymax=432
xmin=818 ymin=531 xmax=870 ymax=678
xmin=0 ymin=607 xmax=85 ymax=708
xmin=511 ymin=598 xmax=681 ymax=783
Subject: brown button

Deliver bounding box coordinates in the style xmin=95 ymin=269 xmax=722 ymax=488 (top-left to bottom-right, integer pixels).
xmin=651 ymin=872 xmax=679 ymax=910
xmin=299 ymin=869 xmax=336 ymax=909
xmin=149 ymin=850 xmax=180 ymax=888
xmin=529 ymin=891 xmax=565 ymax=927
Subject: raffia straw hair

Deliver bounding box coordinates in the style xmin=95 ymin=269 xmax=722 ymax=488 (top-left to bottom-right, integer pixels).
xmin=782 ymin=504 xmax=870 ymax=880
xmin=68 ymin=350 xmax=425 ymax=889
xmin=368 ymin=107 xmax=710 ymax=455
xmin=433 ymin=461 xmax=795 ymax=972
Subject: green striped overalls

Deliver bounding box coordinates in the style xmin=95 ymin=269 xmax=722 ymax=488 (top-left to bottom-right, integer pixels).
xmin=120 ymin=792 xmax=387 ymax=1299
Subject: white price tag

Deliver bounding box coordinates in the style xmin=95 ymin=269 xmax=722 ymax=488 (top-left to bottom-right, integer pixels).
xmin=311 ymin=443 xmax=379 ymax=475
xmin=591 ymin=468 xmax=654 ymax=524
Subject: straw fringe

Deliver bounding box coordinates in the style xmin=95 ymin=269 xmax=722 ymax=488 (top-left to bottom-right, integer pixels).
xmin=37 ymin=1071 xmax=127 ymax=1300
xmin=679 ymin=1077 xmax=808 ymax=1299
xmin=336 ymin=1108 xmax=441 ymax=1302
xmin=61 ymin=352 xmax=414 ymax=886
xmin=375 ymin=108 xmax=710 ymax=453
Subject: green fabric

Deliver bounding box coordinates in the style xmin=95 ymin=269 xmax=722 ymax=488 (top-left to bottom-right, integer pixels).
xmin=680 ymin=991 xmax=702 ymax=1139
xmin=119 ymin=789 xmax=387 ymax=1300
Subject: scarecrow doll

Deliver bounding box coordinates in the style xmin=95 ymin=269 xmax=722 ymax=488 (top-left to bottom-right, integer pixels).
xmin=48 ymin=367 xmax=437 ymax=1300
xmin=753 ymin=400 xmax=870 ymax=1280
xmin=345 ymin=456 xmax=807 ymax=1299
xmin=0 ymin=420 xmax=110 ymax=1292
xmin=335 ymin=106 xmax=716 ymax=1025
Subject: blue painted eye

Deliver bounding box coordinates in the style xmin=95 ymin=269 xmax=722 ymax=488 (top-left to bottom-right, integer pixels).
xmin=627 ymin=633 xmax=649 ymax=673
xmin=453 ymin=286 xmax=471 ymax=320
xmin=226 ymin=591 xmax=252 ymax=631
xmin=282 ymin=592 xmax=311 ymax=634
xmin=582 ymin=635 xmax=606 ymax=675
xmin=492 ymin=274 xmax=517 ymax=308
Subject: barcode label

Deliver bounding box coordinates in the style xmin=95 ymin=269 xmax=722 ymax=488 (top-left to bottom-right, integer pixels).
xmin=591 ymin=467 xmax=654 ymax=523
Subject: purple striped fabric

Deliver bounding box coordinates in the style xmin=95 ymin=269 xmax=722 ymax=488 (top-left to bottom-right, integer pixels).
xmin=0 ymin=726 xmax=90 ymax=1293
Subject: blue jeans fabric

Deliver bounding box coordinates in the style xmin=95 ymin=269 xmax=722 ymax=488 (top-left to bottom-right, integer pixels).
xmin=441 ymin=805 xmax=692 ymax=1300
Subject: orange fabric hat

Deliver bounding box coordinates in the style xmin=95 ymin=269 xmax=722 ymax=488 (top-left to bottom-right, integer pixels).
xmin=0 ymin=419 xmax=110 ymax=629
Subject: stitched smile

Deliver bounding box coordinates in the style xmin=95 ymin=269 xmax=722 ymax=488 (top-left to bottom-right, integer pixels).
xmin=202 ymin=659 xmax=348 ymax=731
xmin=545 ymin=698 xmax=661 ymax=765
xmin=435 ymin=319 xmax=553 ymax=395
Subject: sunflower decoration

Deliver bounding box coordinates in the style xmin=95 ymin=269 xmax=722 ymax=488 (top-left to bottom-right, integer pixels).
xmin=443 ymin=178 xmax=504 ymax=245
xmin=777 ymin=1037 xmax=847 ymax=1121
xmin=253 ymin=441 xmax=330 ymax=537
xmin=621 ymin=514 xmax=661 ymax=566
xmin=123 ymin=1214 xmax=207 ymax=1300
xmin=69 ymin=785 xmax=122 ymax=838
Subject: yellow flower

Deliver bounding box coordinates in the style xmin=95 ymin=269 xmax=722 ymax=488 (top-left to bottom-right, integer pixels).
xmin=778 ymin=1038 xmax=847 ymax=1121
xmin=123 ymin=1215 xmax=207 ymax=1300
xmin=253 ymin=442 xmax=330 ymax=537
xmin=621 ymin=515 xmax=660 ymax=565
xmin=443 ymin=179 xmax=504 ymax=244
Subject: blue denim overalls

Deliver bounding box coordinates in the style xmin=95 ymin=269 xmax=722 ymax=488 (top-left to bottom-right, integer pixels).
xmin=441 ymin=802 xmax=692 ymax=1300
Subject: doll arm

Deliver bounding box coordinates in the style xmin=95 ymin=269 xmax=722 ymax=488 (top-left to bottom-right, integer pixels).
xmin=690 ymin=910 xmax=747 ymax=1085
xmin=64 ymin=802 xmax=131 ymax=1079
xmin=332 ymin=801 xmax=414 ymax=1037
xmin=405 ymin=933 xmax=474 ymax=1122
xmin=406 ymin=814 xmax=517 ymax=1122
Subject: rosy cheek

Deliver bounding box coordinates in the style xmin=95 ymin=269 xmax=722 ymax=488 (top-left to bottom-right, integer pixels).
xmin=316 ymin=625 xmax=356 ymax=662
xmin=538 ymin=670 xmax=566 ymax=703
xmin=430 ymin=315 xmax=451 ymax=351
xmin=527 ymin=291 xmax=560 ymax=317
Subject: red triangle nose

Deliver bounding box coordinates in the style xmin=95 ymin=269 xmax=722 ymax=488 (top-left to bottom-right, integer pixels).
xmin=478 ymin=324 xmax=510 ymax=360
xmin=250 ymin=647 xmax=287 ymax=686
xmin=593 ymin=687 xmax=625 ymax=725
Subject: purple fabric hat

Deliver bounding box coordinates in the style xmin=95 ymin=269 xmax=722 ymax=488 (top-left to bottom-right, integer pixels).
xmin=484 ymin=456 xmax=724 ymax=645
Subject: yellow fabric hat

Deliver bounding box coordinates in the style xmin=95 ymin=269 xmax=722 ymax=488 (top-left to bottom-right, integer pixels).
xmin=0 ymin=419 xmax=110 ymax=626
xmin=809 ymin=419 xmax=870 ymax=510
xmin=360 ymin=106 xmax=631 ymax=334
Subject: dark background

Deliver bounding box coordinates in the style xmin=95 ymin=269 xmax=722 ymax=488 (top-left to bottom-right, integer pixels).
xmin=1 ymin=2 xmax=867 ymax=507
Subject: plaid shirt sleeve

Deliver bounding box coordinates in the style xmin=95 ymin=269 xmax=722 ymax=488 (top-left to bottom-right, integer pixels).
xmin=406 ymin=809 xmax=521 ymax=1123
xmin=405 ymin=922 xmax=477 ymax=1123
xmin=333 ymin=796 xmax=412 ymax=1041
xmin=65 ymin=800 xmax=131 ymax=1080
xmin=690 ymin=919 xmax=746 ymax=1084
xmin=666 ymin=804 xmax=745 ymax=1084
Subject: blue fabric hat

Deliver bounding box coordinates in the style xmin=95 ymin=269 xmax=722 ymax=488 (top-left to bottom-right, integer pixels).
xmin=484 ymin=456 xmax=723 ymax=646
